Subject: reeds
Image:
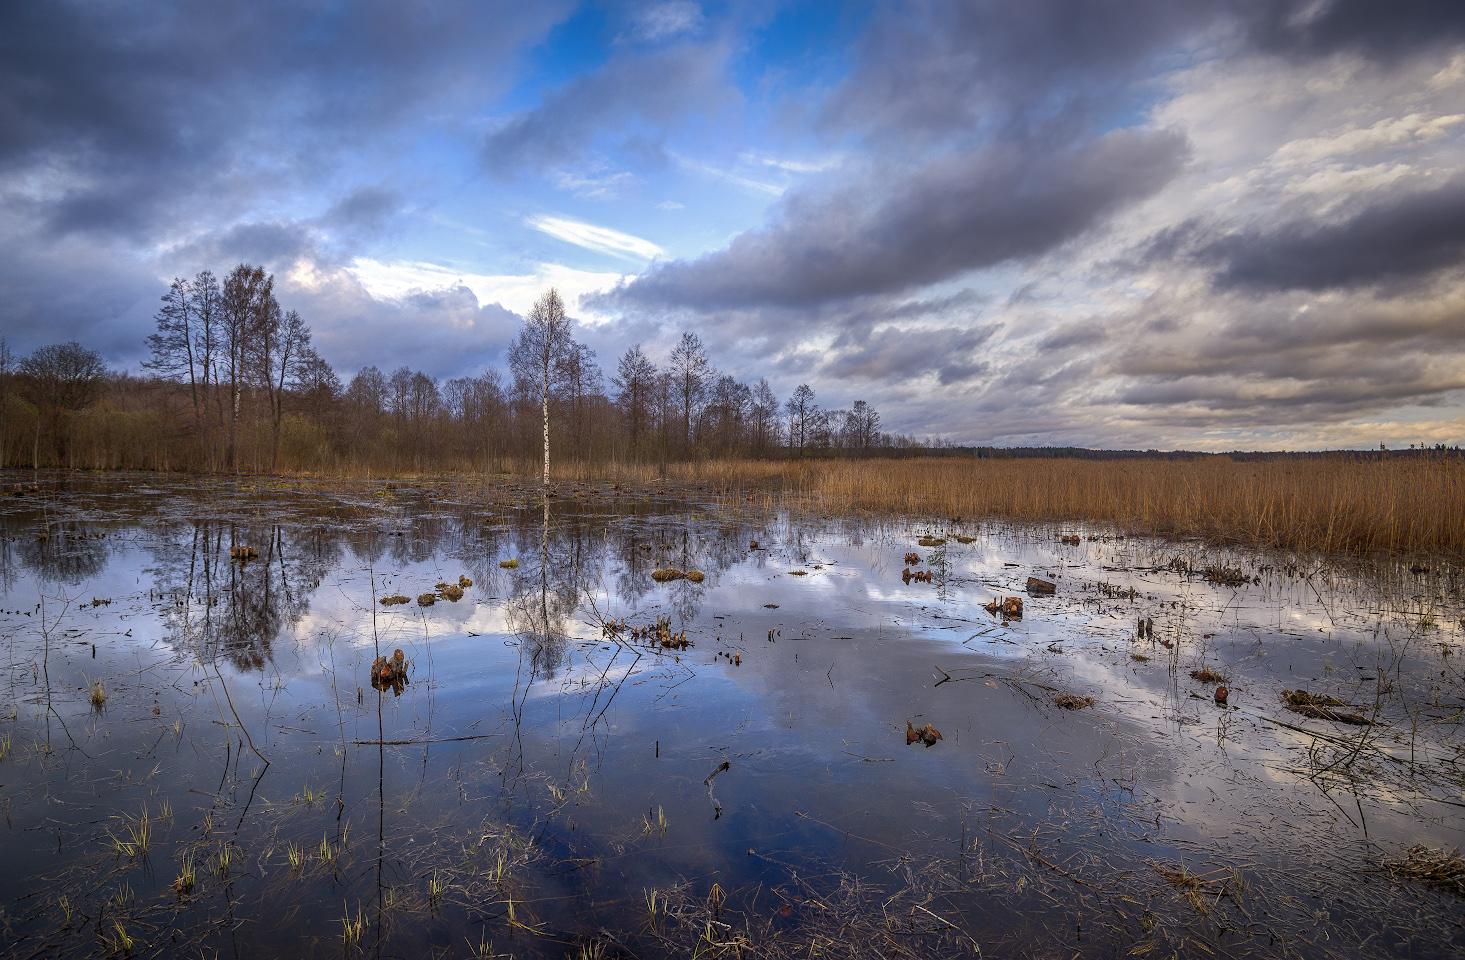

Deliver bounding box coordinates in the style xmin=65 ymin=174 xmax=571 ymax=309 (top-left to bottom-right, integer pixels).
xmin=574 ymin=456 xmax=1465 ymax=557
xmin=86 ymin=676 xmax=108 ymax=709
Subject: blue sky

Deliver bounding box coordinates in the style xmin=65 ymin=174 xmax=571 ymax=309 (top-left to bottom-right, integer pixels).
xmin=4 ymin=0 xmax=1465 ymax=449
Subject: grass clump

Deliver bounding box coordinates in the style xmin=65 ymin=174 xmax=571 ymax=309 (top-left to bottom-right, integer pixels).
xmin=1383 ymin=845 xmax=1465 ymax=896
xmin=1190 ymin=667 xmax=1227 ymax=683
xmin=651 ymin=568 xmax=684 ymax=582
xmin=1281 ymin=689 xmax=1370 ymax=725
xmin=499 ymin=558 xmax=519 ymax=569
xmin=379 ymin=594 xmax=410 ymax=605
xmin=86 ymin=676 xmax=108 ymax=709
xmin=1054 ymin=693 xmax=1095 ymax=710
xmin=173 ymin=850 xmax=196 ymax=897
xmin=341 ymin=903 xmax=367 ymax=952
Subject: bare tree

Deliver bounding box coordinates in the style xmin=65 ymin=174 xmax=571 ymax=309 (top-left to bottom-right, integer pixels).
xmin=144 ymin=277 xmax=205 ymax=434
xmin=507 ymin=288 xmax=572 ymax=489
xmin=784 ymin=383 xmax=815 ymax=455
xmin=19 ymin=342 xmax=107 ymax=463
xmin=707 ymin=373 xmax=751 ymax=454
xmin=846 ymin=400 xmax=880 ymax=451
xmin=219 ymin=264 xmax=274 ymax=470
xmin=256 ymin=307 xmax=312 ymax=469
xmin=613 ymin=344 xmax=656 ymax=459
xmin=668 ymin=332 xmax=710 ymax=454
xmin=750 ymin=378 xmax=778 ymax=455
xmin=559 ymin=341 xmax=601 ymax=461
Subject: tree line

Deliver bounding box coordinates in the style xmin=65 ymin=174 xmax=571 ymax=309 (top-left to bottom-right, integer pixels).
xmin=0 ymin=263 xmax=931 ymax=474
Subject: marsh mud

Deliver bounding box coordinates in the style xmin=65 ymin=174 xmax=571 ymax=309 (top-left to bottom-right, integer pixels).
xmin=0 ymin=473 xmax=1462 ymax=959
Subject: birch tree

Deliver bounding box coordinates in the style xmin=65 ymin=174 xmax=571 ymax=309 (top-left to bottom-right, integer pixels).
xmin=507 ymin=288 xmax=572 ymax=489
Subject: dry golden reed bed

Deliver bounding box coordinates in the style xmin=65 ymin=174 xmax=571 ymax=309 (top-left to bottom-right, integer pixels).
xmin=564 ymin=456 xmax=1465 ymax=558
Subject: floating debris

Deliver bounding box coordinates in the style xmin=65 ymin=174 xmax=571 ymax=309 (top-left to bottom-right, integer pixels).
xmin=1204 ymin=565 xmax=1256 ymax=587
xmin=370 ymin=649 xmax=409 ymax=693
xmin=955 ymin=536 xmax=976 ymax=544
xmin=905 ymin=721 xmax=941 ymax=746
xmin=229 ymin=545 xmax=258 ymax=561
xmin=788 ymin=569 xmax=808 ymax=577
xmin=629 ymin=615 xmax=692 ymax=650
xmin=1026 ymin=577 xmax=1056 ymax=595
xmin=1383 ymin=845 xmax=1465 ymax=896
xmin=379 ymin=594 xmax=410 ymax=606
xmin=1060 ymin=535 xmax=1081 ymax=545
xmin=1190 ymin=668 xmax=1227 ymax=684
xmin=1215 ymin=684 xmax=1229 ymax=704
xmin=1281 ymin=689 xmax=1370 ymax=724
xmin=1054 ymin=693 xmax=1095 ymax=710
xmin=749 ymin=540 xmax=759 ymax=549
xmin=904 ymin=552 xmax=921 ymax=565
xmin=902 ymin=568 xmax=933 ymax=584
xmin=984 ymin=597 xmax=1023 ymax=619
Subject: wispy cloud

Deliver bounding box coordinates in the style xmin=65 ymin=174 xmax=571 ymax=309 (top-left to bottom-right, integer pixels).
xmin=623 ymin=1 xmax=703 ymax=43
xmin=673 ymin=155 xmax=785 ymax=196
xmin=525 ymin=215 xmax=664 ymax=259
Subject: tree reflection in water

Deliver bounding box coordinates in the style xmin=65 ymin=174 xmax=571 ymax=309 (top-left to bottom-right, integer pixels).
xmin=151 ymin=520 xmax=336 ymax=671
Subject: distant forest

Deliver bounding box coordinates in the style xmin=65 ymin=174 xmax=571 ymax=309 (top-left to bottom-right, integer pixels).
xmin=2 ymin=263 xmax=1457 ymax=476
xmin=0 ymin=264 xmax=921 ymax=475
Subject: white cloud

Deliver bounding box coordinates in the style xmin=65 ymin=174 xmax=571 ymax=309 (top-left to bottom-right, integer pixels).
xmin=626 ymin=2 xmax=703 ymax=42
xmin=347 ymin=257 xmax=630 ymax=317
xmin=550 ymin=165 xmax=639 ymax=200
xmin=525 ymin=215 xmax=664 ymax=259
xmin=738 ymin=150 xmax=843 ymax=174
xmin=657 ymin=200 xmax=685 ymax=210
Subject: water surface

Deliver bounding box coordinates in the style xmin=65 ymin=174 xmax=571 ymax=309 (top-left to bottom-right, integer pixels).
xmin=1 ymin=474 xmax=1461 ymax=958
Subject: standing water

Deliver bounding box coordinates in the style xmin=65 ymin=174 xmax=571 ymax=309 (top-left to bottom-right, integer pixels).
xmin=0 ymin=474 xmax=1461 ymax=959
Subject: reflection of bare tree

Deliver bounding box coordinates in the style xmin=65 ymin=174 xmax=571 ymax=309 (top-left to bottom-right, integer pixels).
xmin=502 ymin=501 xmax=595 ymax=679
xmin=15 ymin=524 xmax=108 ymax=585
xmin=0 ymin=525 xmax=22 ymax=593
xmin=150 ymin=521 xmax=322 ymax=671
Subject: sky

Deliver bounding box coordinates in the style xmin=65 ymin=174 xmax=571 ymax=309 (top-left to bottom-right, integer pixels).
xmin=3 ymin=0 xmax=1465 ymax=451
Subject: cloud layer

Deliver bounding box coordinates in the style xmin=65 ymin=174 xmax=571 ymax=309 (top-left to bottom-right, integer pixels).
xmin=2 ymin=0 xmax=1464 ymax=450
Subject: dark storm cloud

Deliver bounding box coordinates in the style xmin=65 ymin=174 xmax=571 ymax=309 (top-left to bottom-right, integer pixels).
xmin=594 ymin=128 xmax=1188 ymax=310
xmin=823 ymin=0 xmax=1223 ymax=143
xmin=1198 ymin=178 xmax=1465 ymax=292
xmin=1240 ymin=0 xmax=1465 ymax=60
xmin=0 ymin=0 xmax=563 ymax=237
xmin=481 ymin=43 xmax=734 ymax=176
xmin=819 ymin=324 xmax=996 ymax=385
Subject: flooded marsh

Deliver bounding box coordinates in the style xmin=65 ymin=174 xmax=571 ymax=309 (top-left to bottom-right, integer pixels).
xmin=0 ymin=474 xmax=1462 ymax=959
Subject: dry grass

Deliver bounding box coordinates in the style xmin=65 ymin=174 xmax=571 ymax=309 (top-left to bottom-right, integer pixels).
xmin=561 ymin=456 xmax=1465 ymax=557
xmin=1383 ymin=845 xmax=1465 ymax=896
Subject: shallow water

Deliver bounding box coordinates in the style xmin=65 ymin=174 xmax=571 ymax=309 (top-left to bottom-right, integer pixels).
xmin=0 ymin=473 xmax=1462 ymax=959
